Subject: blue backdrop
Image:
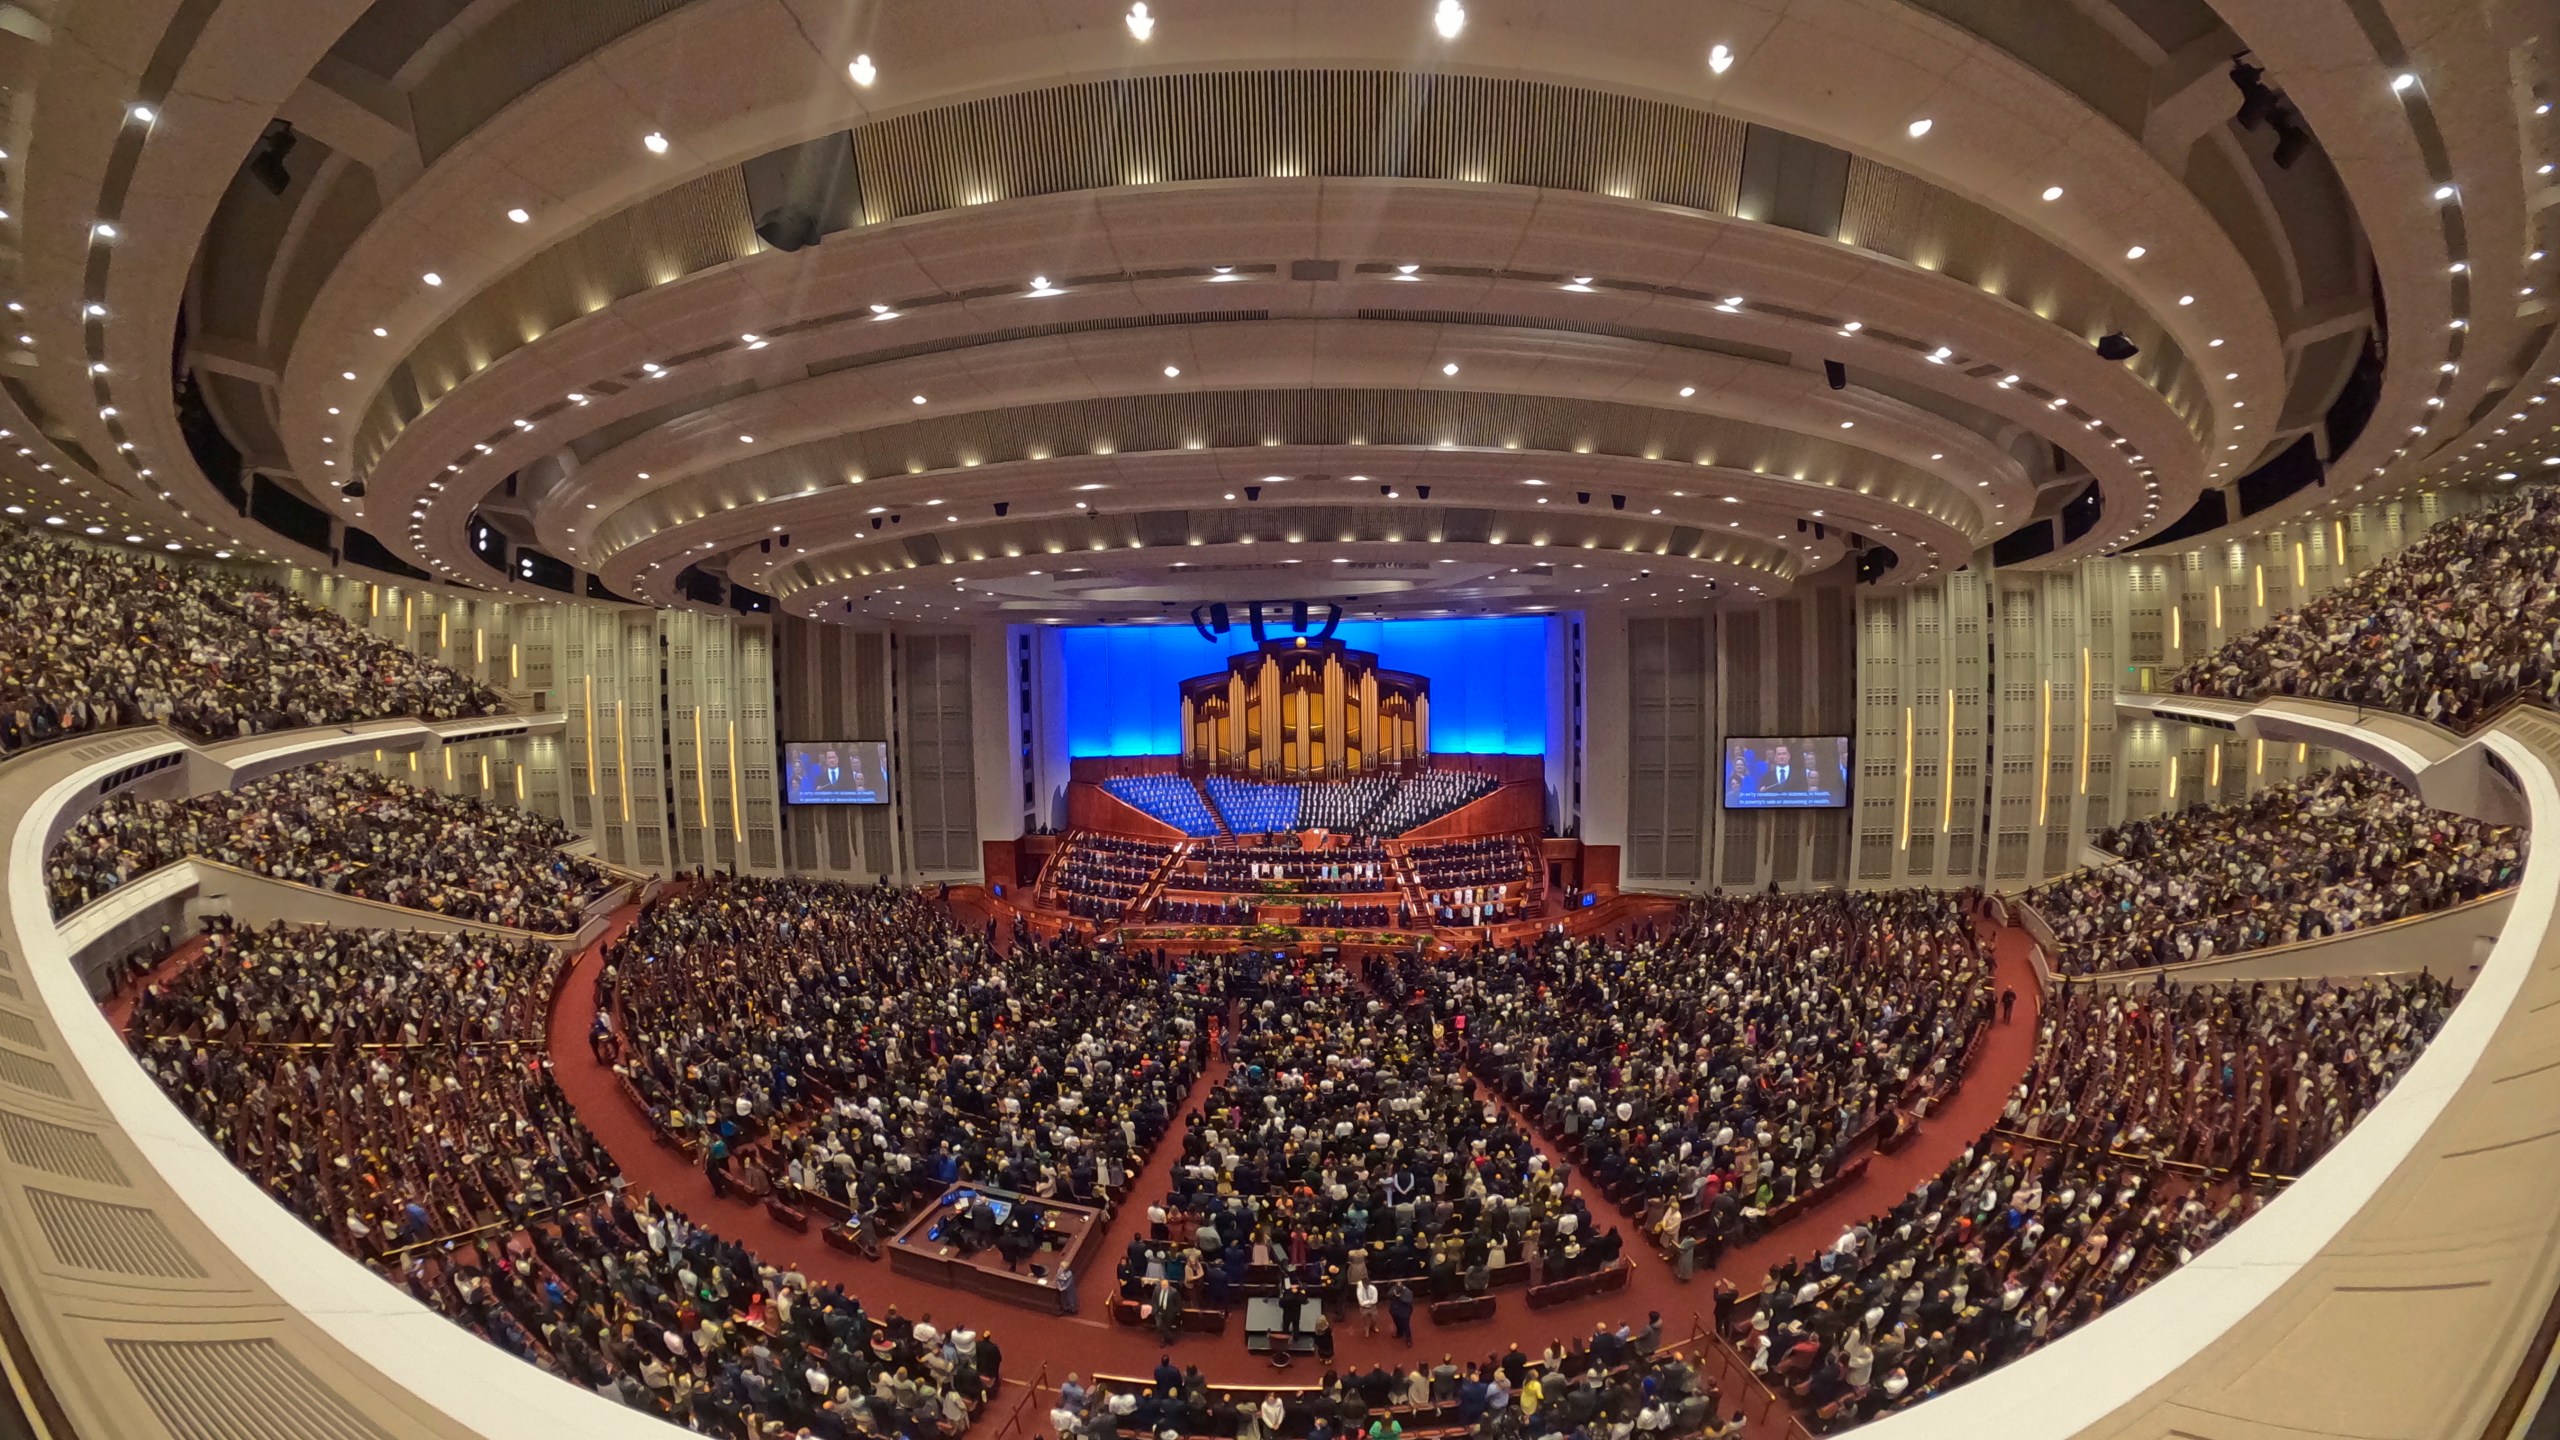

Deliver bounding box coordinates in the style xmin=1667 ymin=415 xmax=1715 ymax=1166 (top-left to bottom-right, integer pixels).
xmin=1059 ymin=617 xmax=1552 ymax=757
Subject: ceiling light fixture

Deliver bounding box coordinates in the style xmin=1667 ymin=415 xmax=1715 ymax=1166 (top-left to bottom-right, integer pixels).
xmin=1906 ymin=118 xmax=1932 ymax=138
xmin=1125 ymin=2 xmax=1153 ymax=39
xmin=848 ymin=54 xmax=877 ymax=86
xmin=1707 ymin=43 xmax=1735 ymax=75
xmin=643 ymin=131 xmax=670 ymax=154
xmin=1433 ymin=0 xmax=1465 ymax=39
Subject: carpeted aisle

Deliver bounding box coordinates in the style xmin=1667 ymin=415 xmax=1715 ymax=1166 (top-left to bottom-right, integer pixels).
xmin=543 ymin=900 xmax=2046 ymax=1431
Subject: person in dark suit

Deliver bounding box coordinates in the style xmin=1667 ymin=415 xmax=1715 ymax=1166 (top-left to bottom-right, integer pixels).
xmin=1757 ymin=744 xmax=1820 ymax=794
xmin=814 ymin=748 xmax=854 ymax=790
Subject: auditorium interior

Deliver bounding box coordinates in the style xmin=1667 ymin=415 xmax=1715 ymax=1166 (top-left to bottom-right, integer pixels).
xmin=0 ymin=1 xmax=2556 ymax=1437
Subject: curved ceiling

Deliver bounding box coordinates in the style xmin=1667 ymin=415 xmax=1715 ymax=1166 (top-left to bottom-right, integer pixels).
xmin=5 ymin=0 xmax=2547 ymax=619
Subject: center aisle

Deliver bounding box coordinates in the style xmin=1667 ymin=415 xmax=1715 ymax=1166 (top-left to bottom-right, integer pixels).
xmin=544 ymin=897 xmax=2045 ymax=1434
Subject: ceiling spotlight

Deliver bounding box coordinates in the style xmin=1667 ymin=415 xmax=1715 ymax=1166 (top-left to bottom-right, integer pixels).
xmin=2433 ymin=184 xmax=2457 ymax=201
xmin=372 ymin=326 xmax=388 ymax=337
xmin=1433 ymin=0 xmax=1465 ymax=39
xmin=2040 ymin=185 xmax=2064 ymax=201
xmin=422 ymin=271 xmax=443 ymax=286
xmin=92 ymin=222 xmax=118 ymax=241
xmin=1707 ymin=43 xmax=1735 ymax=75
xmin=1125 ymin=2 xmax=1153 ymax=39
xmin=505 ymin=207 xmax=530 ymax=224
xmin=1442 ymin=361 xmax=1459 ymax=376
xmin=1163 ymin=365 xmax=1181 ymax=377
xmin=849 ymin=54 xmax=877 ymax=86
xmin=2095 ymin=332 xmax=2140 ymax=362
xmin=1679 ymin=385 xmax=1696 ymax=397
xmin=643 ymin=131 xmax=670 ymax=154
xmin=912 ymin=394 xmax=927 ymax=405
xmin=2124 ymin=245 xmax=2147 ymax=260
xmin=2392 ymin=72 xmax=2418 ymax=93
xmin=1906 ymin=118 xmax=1932 ymax=137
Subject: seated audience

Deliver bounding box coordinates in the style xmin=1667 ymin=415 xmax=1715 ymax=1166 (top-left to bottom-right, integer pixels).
xmin=1752 ymin=972 xmax=2454 ymax=1427
xmin=611 ymin=877 xmax=1201 ymax=1220
xmin=1127 ymin=955 xmax=1600 ymax=1311
xmin=2025 ymin=766 xmax=2519 ymax=974
xmin=1047 ymin=834 xmax=1176 ymax=921
xmin=0 ymin=525 xmax=507 ymax=751
xmin=49 ymin=762 xmax=611 ymax=930
xmin=2172 ymin=486 xmax=2560 ymax=728
xmin=1415 ymin=890 xmax=1992 ymax=1262
xmin=125 ymin=916 xmax=994 ymax=1435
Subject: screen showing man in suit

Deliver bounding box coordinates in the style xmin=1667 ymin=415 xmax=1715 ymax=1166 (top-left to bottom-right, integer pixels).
xmin=783 ymin=741 xmax=890 ymax=804
xmin=1721 ymin=736 xmax=1851 ymax=809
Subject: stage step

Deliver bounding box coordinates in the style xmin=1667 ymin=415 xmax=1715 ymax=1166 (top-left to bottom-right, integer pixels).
xmin=1190 ymin=774 xmax=1234 ymax=836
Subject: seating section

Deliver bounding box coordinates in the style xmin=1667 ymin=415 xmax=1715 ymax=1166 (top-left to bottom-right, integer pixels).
xmin=1046 ymin=833 xmax=1177 ymax=921
xmin=1369 ymin=768 xmax=1500 ymax=834
xmin=0 ymin=525 xmax=508 ymax=751
xmin=1057 ymin=1330 xmax=1715 ymax=1437
xmin=2025 ymin=765 xmax=2520 ymax=974
xmin=1204 ymin=774 xmax=1301 ymax=833
xmin=610 ymin=877 xmax=1203 ymax=1215
xmin=1401 ymin=889 xmax=1990 ymax=1263
xmin=1118 ymin=953 xmax=1624 ymax=1316
xmin=1102 ymin=774 xmax=1221 ymax=835
xmin=120 ymin=916 xmax=998 ymax=1436
xmin=1752 ymin=972 xmax=2454 ymax=1427
xmin=48 ymin=761 xmax=614 ymax=930
xmin=2172 ymin=485 xmax=2560 ymax=730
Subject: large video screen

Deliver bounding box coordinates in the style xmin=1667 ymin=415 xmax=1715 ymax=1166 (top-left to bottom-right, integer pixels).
xmin=784 ymin=741 xmax=890 ymax=804
xmin=1722 ymin=736 xmax=1851 ymax=809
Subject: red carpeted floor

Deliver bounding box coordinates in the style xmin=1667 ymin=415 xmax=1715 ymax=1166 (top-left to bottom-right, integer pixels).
xmin=544 ymin=901 xmax=2043 ymax=1435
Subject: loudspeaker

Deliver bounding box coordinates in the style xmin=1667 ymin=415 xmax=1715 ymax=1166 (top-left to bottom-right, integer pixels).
xmin=1611 ymin=494 xmax=1626 ymax=510
xmin=1415 ymin=485 xmax=1430 ymax=499
xmin=870 ymin=516 xmax=883 ymax=530
xmin=993 ymin=502 xmax=1009 ymax=517
xmin=1291 ymin=601 xmax=1310 ymax=632
xmin=2096 ymin=332 xmax=2140 ymax=362
xmin=742 ymin=134 xmax=859 ymax=253
xmin=1824 ymin=360 xmax=1847 ymax=391
xmin=1577 ymin=492 xmax=1592 ymax=505
xmin=1244 ymin=485 xmax=1261 ymax=501
xmin=248 ymin=123 xmax=298 ymax=196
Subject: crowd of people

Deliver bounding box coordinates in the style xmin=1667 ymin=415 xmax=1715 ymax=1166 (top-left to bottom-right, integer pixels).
xmin=1747 ymin=971 xmax=2455 ymax=1427
xmin=2171 ymin=486 xmax=2560 ymax=729
xmin=1121 ymin=954 xmax=1619 ymax=1321
xmin=123 ymin=911 xmax=1004 ymax=1436
xmin=1409 ymin=891 xmax=1994 ymax=1264
xmin=609 ymin=877 xmax=1204 ymax=1222
xmin=2025 ymin=766 xmax=2520 ymax=974
xmin=1101 ymin=775 xmax=1221 ymax=836
xmin=0 ymin=525 xmax=508 ymax=751
xmin=1053 ymin=1323 xmax=1746 ymax=1438
xmin=49 ymin=762 xmax=613 ymax=930
xmin=1194 ymin=842 xmax=1392 ymax=893
xmin=2004 ymin=975 xmax=2456 ymax=1177
xmin=1404 ymin=836 xmax=1539 ymax=892
xmin=1046 ymin=835 xmax=1175 ymax=921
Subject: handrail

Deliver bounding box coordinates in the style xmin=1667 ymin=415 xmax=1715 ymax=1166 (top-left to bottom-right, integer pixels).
xmin=55 ymin=855 xmax=623 ymax=944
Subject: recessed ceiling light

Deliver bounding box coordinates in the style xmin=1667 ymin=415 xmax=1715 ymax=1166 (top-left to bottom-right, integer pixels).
xmin=849 ymin=53 xmax=878 ymax=85
xmin=421 ymin=272 xmax=442 ymax=286
xmin=912 ymin=395 xmax=927 ymax=405
xmin=1441 ymin=361 xmax=1459 ymax=376
xmin=643 ymin=131 xmax=670 ymax=154
xmin=2392 ymin=72 xmax=2418 ymax=93
xmin=1125 ymin=2 xmax=1153 ymax=39
xmin=1433 ymin=0 xmax=1465 ymax=39
xmin=1906 ymin=118 xmax=1932 ymax=138
xmin=2433 ymin=184 xmax=2457 ymax=201
xmin=2124 ymin=245 xmax=2147 ymax=260
xmin=2040 ymin=185 xmax=2064 ymax=201
xmin=371 ymin=326 xmax=388 ymax=337
xmin=506 ymin=207 xmax=530 ymax=224
xmin=1707 ymin=43 xmax=1735 ymax=74
xmin=1163 ymin=365 xmax=1181 ymax=377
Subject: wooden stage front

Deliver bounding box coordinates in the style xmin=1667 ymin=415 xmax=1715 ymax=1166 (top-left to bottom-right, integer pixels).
xmin=886 ymin=1183 xmax=1103 ymax=1312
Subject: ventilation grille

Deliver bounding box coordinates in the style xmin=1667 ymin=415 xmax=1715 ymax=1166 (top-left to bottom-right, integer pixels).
xmin=805 ymin=310 xmax=1271 ymax=379
xmin=0 ymin=1011 xmax=39 ymax=1050
xmin=1358 ymin=309 xmax=1795 ymax=368
xmin=27 ymin=1189 xmax=205 ymax=1278
xmin=0 ymin=1050 xmax=69 ymax=1101
xmin=0 ymin=1111 xmax=127 ymax=1186
xmin=111 ymin=1338 xmax=398 ymax=1440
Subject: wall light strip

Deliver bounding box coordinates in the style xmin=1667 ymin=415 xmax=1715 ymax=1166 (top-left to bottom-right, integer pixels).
xmin=583 ymin=675 xmax=598 ymax=797
xmin=2037 ymin=680 xmax=2053 ymax=825
xmin=615 ymin=700 xmax=632 ymax=822
xmin=1940 ymin=688 xmax=1955 ymax=834
xmin=727 ymin=719 xmax=745 ymax=843
xmin=2078 ymin=647 xmax=2091 ymax=795
xmin=693 ymin=706 xmax=711 ymax=834
xmin=1898 ymin=706 xmax=1915 ymax=851
xmin=2293 ymin=540 xmax=2306 ymax=591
